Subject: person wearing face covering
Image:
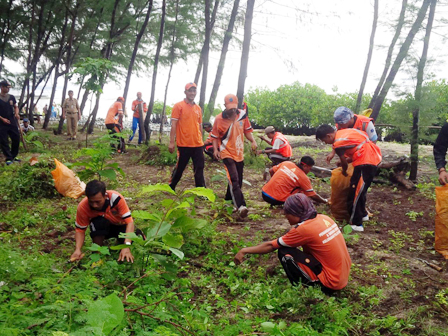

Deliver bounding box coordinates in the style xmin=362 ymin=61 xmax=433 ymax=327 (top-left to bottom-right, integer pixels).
xmin=234 ymin=193 xmax=351 ymax=293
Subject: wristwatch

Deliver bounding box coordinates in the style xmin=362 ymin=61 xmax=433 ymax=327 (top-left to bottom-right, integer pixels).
xmin=125 ymin=241 xmax=132 ymax=246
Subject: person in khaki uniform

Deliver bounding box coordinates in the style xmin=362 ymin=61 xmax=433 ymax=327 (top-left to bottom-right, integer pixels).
xmin=62 ymin=90 xmax=81 ymax=140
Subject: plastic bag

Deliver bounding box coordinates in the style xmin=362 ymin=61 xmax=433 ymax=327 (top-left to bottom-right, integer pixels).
xmin=51 ymin=158 xmax=86 ymax=199
xmin=435 ymin=185 xmax=448 ymax=259
xmin=330 ymin=164 xmax=354 ymax=222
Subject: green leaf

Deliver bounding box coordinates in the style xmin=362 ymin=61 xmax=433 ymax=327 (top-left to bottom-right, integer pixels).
xmin=141 ymin=183 xmax=176 ymax=195
xmin=242 ymin=179 xmax=252 ymax=186
xmin=260 ymin=322 xmax=276 ymax=332
xmin=87 ymin=243 xmax=101 ymax=252
xmin=162 ymin=232 xmax=184 ymax=249
xmin=183 ymin=187 xmax=216 ymax=202
xmin=118 ymin=232 xmax=145 ymax=245
xmin=169 ymin=247 xmax=184 ymax=260
xmin=147 ymin=222 xmax=171 ymax=238
xmin=342 ymin=225 xmax=353 ymax=235
xmin=132 ymin=210 xmax=161 ymax=221
xmin=109 ymin=244 xmax=129 ymax=250
xmin=172 ymin=215 xmax=207 ymax=232
xmin=98 ymin=169 xmax=117 ymax=180
xmin=86 ymin=294 xmax=124 ymax=335
xmin=160 ymin=199 xmax=175 ymax=207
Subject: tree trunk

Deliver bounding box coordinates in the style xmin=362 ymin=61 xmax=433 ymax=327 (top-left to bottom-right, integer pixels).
xmin=159 ymin=0 xmax=180 ymax=143
xmin=28 ymin=66 xmax=37 ymax=126
xmin=370 ymin=0 xmax=431 ymax=121
xmin=368 ymin=0 xmax=407 ymax=109
xmin=57 ymin=75 xmax=70 ymax=134
xmin=144 ymin=0 xmax=166 ymax=143
xmin=122 ymin=0 xmax=153 ymax=104
xmin=236 ymin=0 xmax=255 ymax=109
xmin=355 ymin=0 xmax=378 ymax=113
xmin=206 ymin=0 xmax=240 ymax=122
xmin=194 ymin=0 xmax=220 ymax=86
xmin=88 ymin=91 xmax=102 ymax=134
xmin=198 ymin=0 xmax=211 ymax=114
xmin=44 ymin=67 xmax=59 ymax=129
xmin=409 ymin=0 xmax=436 ymax=181
xmin=35 ymin=66 xmax=53 ymax=109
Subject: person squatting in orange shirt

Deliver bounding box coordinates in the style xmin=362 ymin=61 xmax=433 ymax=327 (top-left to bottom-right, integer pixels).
xmin=168 ymin=82 xmax=205 ymax=190
xmin=105 ymin=97 xmax=126 ymax=153
xmin=211 ymin=94 xmax=258 ymax=218
xmin=70 ymin=180 xmax=144 ymax=263
xmin=316 ymin=124 xmax=382 ymax=232
xmin=257 ymin=126 xmax=292 ymax=165
xmin=128 ymin=92 xmax=148 ymax=144
xmin=234 ymin=193 xmax=351 ymax=294
xmin=262 ymin=157 xmax=328 ymax=206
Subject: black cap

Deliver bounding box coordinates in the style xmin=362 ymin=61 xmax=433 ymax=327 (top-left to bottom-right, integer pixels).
xmin=0 ymin=80 xmax=11 ymax=87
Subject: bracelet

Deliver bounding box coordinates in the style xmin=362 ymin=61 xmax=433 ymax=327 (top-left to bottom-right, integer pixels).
xmin=439 ymin=168 xmax=446 ymax=173
xmin=125 ymin=241 xmax=132 ymax=246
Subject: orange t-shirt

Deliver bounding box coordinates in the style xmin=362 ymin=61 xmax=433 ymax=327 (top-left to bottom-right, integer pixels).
xmin=271 ymin=214 xmax=352 ymax=290
xmin=75 ymin=190 xmax=133 ymax=233
xmin=132 ymin=100 xmax=148 ymax=119
xmin=333 ymin=128 xmax=382 ymax=167
xmin=262 ymin=161 xmax=316 ymax=202
xmin=211 ymin=109 xmax=253 ymax=162
xmin=171 ymin=99 xmax=203 ymax=147
xmin=105 ymin=101 xmax=123 ymax=124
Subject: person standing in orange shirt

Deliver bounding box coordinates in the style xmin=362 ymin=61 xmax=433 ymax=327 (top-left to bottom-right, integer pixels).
xmin=168 ymin=83 xmax=205 ymax=190
xmin=105 ymin=97 xmax=126 ymax=153
xmin=129 ymin=92 xmax=147 ymax=144
xmin=234 ymin=193 xmax=351 ymax=293
xmin=316 ymin=124 xmax=382 ymax=232
xmin=211 ymin=94 xmax=257 ymax=217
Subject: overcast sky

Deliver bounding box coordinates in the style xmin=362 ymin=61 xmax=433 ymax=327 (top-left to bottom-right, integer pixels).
xmin=9 ymin=0 xmax=448 ymax=118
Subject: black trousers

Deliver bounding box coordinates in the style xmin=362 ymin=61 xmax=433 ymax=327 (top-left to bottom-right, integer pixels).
xmin=0 ymin=124 xmax=20 ymax=161
xmin=106 ymin=123 xmax=125 ymax=152
xmin=262 ymin=191 xmax=284 ymax=206
xmin=223 ymin=158 xmax=245 ymax=208
xmin=347 ymin=164 xmax=377 ymax=226
xmin=278 ymin=247 xmax=334 ymax=295
xmin=89 ymin=216 xmax=144 ymax=244
xmin=169 ymin=146 xmax=205 ymax=190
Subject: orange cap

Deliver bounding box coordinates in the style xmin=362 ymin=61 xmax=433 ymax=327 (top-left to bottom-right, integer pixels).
xmin=185 ymin=82 xmax=197 ymax=91
xmin=224 ymin=94 xmax=238 ymax=109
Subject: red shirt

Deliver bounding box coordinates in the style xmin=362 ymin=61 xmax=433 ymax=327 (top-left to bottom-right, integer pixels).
xmin=75 ymin=190 xmax=132 ymax=233
xmin=271 ymin=214 xmax=351 ymax=290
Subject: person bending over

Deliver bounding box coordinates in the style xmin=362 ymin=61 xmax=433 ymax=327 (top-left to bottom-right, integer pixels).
xmin=316 ymin=124 xmax=382 ymax=232
xmin=327 ymin=106 xmax=377 ymax=164
xmin=261 ymin=156 xmax=328 ymax=206
xmin=234 ymin=193 xmax=351 ymax=294
xmin=257 ymin=126 xmax=292 ymax=165
xmin=70 ymin=180 xmax=141 ymax=263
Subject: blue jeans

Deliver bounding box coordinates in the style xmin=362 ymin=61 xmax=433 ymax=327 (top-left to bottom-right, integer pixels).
xmin=129 ymin=117 xmax=142 ymax=143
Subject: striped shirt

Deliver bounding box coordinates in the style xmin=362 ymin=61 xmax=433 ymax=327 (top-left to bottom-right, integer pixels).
xmin=75 ymin=190 xmax=132 ymax=232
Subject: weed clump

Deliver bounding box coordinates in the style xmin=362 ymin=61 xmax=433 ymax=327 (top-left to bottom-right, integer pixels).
xmin=0 ymin=160 xmax=58 ymax=201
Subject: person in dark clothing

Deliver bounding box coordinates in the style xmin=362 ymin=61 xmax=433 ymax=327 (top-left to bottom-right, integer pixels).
xmin=0 ymin=80 xmax=20 ymax=165
xmin=434 ymin=123 xmax=448 ymax=185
